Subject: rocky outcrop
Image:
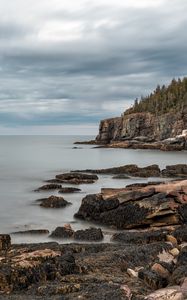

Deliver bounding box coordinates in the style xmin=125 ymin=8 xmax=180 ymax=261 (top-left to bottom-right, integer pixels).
xmin=92 ymin=107 xmax=187 ymax=150
xmin=75 ymin=180 xmax=187 ymax=229
xmin=46 ymin=173 xmax=98 ymax=185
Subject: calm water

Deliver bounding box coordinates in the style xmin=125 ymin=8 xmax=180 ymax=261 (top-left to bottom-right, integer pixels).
xmin=0 ymin=135 xmax=186 ymax=243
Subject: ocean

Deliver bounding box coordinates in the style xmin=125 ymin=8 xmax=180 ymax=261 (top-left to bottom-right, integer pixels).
xmin=0 ymin=135 xmax=186 ymax=244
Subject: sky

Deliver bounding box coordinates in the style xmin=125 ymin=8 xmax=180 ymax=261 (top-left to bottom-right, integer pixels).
xmin=0 ymin=0 xmax=187 ymax=135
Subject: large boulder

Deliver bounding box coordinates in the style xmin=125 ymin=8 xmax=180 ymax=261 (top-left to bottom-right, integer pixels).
xmin=74 ymin=228 xmax=103 ymax=241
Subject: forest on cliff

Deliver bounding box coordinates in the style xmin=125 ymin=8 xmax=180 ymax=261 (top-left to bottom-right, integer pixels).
xmin=124 ymin=77 xmax=187 ymax=116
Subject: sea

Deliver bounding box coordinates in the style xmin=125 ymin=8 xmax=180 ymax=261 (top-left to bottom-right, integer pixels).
xmin=0 ymin=135 xmax=186 ymax=244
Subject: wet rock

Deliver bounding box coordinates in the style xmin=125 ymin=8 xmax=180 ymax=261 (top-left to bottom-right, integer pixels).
xmin=112 ymin=229 xmax=169 ymax=244
xmin=54 ymin=172 xmax=98 ymax=184
xmin=50 ymin=225 xmax=74 ymax=239
xmin=12 ymin=229 xmax=49 ymax=235
xmin=138 ymin=269 xmax=168 ymax=289
xmin=0 ymin=235 xmax=11 ymax=251
xmin=74 ymin=228 xmax=104 ymax=241
xmin=112 ymin=174 xmax=130 ymax=179
xmin=73 ymin=164 xmax=161 ymax=177
xmin=151 ymin=263 xmax=170 ymax=279
xmin=74 ymin=193 xmax=119 ymax=222
xmin=58 ymin=187 xmax=81 ymax=193
xmin=35 ymin=184 xmax=62 ymax=192
xmin=169 ymin=248 xmax=180 ymax=257
xmin=37 ymin=196 xmax=71 ymax=208
xmin=162 ymin=164 xmax=187 ymax=178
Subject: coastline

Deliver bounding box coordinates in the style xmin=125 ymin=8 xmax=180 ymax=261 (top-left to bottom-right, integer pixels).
xmin=0 ymin=162 xmax=187 ymax=299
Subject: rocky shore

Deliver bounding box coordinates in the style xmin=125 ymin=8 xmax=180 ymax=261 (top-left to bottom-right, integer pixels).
xmin=1 ymin=164 xmax=187 ymax=299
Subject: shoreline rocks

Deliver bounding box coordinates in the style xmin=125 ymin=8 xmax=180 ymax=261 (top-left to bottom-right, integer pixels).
xmin=75 ymin=180 xmax=187 ymax=229
xmin=36 ymin=195 xmax=71 ymax=208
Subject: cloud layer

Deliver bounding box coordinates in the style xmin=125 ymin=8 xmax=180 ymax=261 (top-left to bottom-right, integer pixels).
xmin=0 ymin=0 xmax=186 ymax=134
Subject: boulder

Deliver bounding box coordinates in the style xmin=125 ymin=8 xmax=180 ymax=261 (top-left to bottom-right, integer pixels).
xmin=50 ymin=225 xmax=74 ymax=239
xmin=37 ymin=196 xmax=71 ymax=208
xmin=74 ymin=228 xmax=104 ymax=241
xmin=138 ymin=269 xmax=168 ymax=289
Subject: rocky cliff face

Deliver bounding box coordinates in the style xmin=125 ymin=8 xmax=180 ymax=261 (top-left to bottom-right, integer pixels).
xmin=96 ymin=109 xmax=187 ymax=144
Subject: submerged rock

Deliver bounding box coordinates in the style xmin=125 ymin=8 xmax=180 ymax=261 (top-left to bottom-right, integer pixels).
xmin=35 ymin=184 xmax=62 ymax=192
xmin=36 ymin=196 xmax=71 ymax=208
xmin=58 ymin=187 xmax=81 ymax=193
xmin=12 ymin=229 xmax=49 ymax=235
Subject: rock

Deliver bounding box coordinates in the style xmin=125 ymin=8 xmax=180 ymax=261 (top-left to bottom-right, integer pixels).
xmin=112 ymin=174 xmax=130 ymax=179
xmin=171 ymin=247 xmax=187 ymax=285
xmin=166 ymin=235 xmax=178 ymax=247
xmin=112 ymin=229 xmax=170 ymax=244
xmin=74 ymin=164 xmax=161 ymax=177
xmin=37 ymin=196 xmax=71 ymax=208
xmin=35 ymin=184 xmax=62 ymax=192
xmin=138 ymin=269 xmax=168 ymax=289
xmin=12 ymin=229 xmax=49 ymax=235
xmin=173 ymin=226 xmax=187 ymax=243
xmin=58 ymin=187 xmax=81 ymax=193
xmin=74 ymin=228 xmax=104 ymax=241
xmin=0 ymin=249 xmax=77 ymax=293
xmin=54 ymin=172 xmax=98 ymax=184
xmin=151 ymin=263 xmax=170 ymax=279
xmin=162 ymin=165 xmax=187 ymax=178
xmin=169 ymin=248 xmax=180 ymax=257
xmin=50 ymin=225 xmax=74 ymax=239
xmin=127 ymin=268 xmax=138 ymax=278
xmin=0 ymin=235 xmax=11 ymax=251
xmin=145 ymin=287 xmax=184 ymax=300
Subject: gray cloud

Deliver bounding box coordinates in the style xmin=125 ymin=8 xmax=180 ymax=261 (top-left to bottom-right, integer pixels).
xmin=0 ymin=0 xmax=186 ymax=133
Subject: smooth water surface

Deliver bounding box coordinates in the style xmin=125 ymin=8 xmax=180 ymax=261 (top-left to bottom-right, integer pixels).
xmin=0 ymin=135 xmax=186 ymax=243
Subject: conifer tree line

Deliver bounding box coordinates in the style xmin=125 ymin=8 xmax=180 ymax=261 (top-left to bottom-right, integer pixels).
xmin=124 ymin=77 xmax=187 ymax=116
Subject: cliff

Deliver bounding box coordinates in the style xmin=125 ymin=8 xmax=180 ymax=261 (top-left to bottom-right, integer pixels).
xmin=95 ymin=78 xmax=187 ymax=150
xmin=96 ymin=110 xmax=187 ymax=143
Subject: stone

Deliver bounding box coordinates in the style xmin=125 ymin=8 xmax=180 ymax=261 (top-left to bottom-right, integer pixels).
xmin=166 ymin=235 xmax=178 ymax=247
xmin=12 ymin=229 xmax=49 ymax=235
xmin=50 ymin=225 xmax=74 ymax=239
xmin=36 ymin=196 xmax=71 ymax=208
xmin=35 ymin=184 xmax=62 ymax=192
xmin=127 ymin=268 xmax=138 ymax=278
xmin=74 ymin=228 xmax=104 ymax=241
xmin=138 ymin=269 xmax=168 ymax=289
xmin=151 ymin=263 xmax=170 ymax=279
xmin=112 ymin=229 xmax=169 ymax=244
xmin=169 ymin=248 xmax=180 ymax=257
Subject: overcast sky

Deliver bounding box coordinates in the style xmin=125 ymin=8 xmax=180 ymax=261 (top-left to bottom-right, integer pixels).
xmin=0 ymin=0 xmax=186 ymax=135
